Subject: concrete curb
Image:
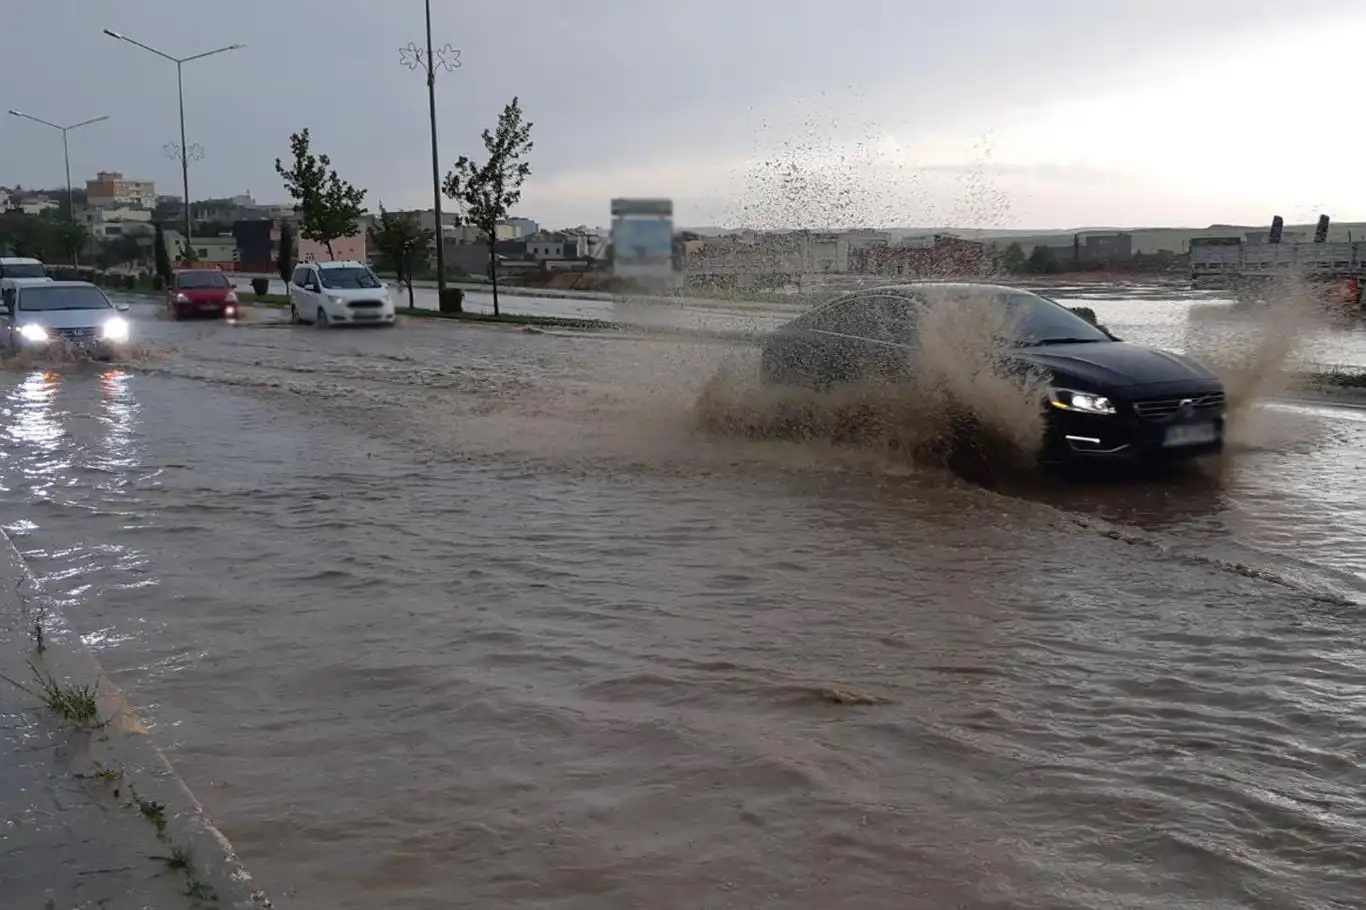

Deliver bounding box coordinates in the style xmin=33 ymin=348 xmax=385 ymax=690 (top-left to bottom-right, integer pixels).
xmin=0 ymin=527 xmax=272 ymax=909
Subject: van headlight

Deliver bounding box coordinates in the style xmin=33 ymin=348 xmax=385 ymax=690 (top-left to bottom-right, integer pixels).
xmin=102 ymin=317 xmax=130 ymax=342
xmin=1049 ymin=387 xmax=1116 ymax=415
xmin=18 ymin=323 xmax=48 ymax=343
xmin=331 ymin=296 xmax=346 ymax=306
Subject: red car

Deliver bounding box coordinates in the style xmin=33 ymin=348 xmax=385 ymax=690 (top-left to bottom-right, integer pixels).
xmin=167 ymin=269 xmax=240 ymax=320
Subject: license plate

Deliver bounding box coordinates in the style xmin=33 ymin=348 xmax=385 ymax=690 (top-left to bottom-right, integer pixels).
xmin=1164 ymin=422 xmax=1218 ymax=447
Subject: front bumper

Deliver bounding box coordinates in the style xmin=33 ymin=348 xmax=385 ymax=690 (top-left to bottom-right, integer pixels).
xmin=14 ymin=332 xmax=124 ymax=356
xmin=320 ymin=298 xmax=396 ymax=324
xmin=1045 ymin=405 xmax=1225 ymax=463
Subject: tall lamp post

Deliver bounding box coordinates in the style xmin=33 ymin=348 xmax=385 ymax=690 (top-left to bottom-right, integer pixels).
xmin=7 ymin=110 xmax=109 ymax=266
xmin=400 ymin=0 xmax=461 ymax=295
xmin=102 ymin=29 xmax=244 ymax=255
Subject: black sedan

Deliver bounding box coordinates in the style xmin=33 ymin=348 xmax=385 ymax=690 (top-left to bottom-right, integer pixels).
xmin=759 ymin=282 xmax=1226 ymax=464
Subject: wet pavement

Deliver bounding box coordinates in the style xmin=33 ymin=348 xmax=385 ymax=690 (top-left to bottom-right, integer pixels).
xmin=1 ymin=285 xmax=1365 ymax=908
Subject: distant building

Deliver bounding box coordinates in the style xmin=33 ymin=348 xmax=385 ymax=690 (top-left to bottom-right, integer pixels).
xmin=297 ymin=230 xmax=367 ymax=264
xmin=502 ymin=217 xmax=538 ymax=238
xmin=78 ymin=205 xmax=153 ymax=241
xmin=18 ymin=197 xmax=58 ymax=216
xmin=86 ymin=171 xmax=156 ymax=209
xmin=851 ymin=234 xmax=990 ymax=278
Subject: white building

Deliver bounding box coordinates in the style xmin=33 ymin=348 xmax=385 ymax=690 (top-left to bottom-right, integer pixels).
xmin=79 ymin=205 xmax=153 ymax=240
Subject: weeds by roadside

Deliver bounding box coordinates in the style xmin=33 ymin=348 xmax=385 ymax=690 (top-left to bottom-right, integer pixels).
xmin=0 ymin=662 xmax=100 ymax=728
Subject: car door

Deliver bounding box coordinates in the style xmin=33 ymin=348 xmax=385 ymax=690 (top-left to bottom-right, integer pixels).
xmin=289 ymin=266 xmax=312 ymax=318
xmin=803 ymin=293 xmax=923 ymax=386
xmin=0 ymin=285 xmax=16 ymax=349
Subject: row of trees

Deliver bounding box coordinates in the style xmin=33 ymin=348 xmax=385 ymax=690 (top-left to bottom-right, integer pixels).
xmin=0 ymin=209 xmax=91 ymax=264
xmin=274 ymin=97 xmax=533 ymax=314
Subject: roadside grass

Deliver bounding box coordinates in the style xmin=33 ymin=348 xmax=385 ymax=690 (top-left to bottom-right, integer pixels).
xmin=1303 ymin=368 xmax=1366 ymax=389
xmin=0 ymin=662 xmax=100 ymax=728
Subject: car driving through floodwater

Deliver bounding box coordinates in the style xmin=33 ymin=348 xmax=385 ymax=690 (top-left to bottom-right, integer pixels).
xmin=759 ymin=282 xmax=1226 ymax=465
xmin=1 ymin=280 xmax=132 ymax=359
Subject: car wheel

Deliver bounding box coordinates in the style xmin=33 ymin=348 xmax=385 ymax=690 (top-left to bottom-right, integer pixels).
xmin=316 ymin=307 xmax=329 ymax=327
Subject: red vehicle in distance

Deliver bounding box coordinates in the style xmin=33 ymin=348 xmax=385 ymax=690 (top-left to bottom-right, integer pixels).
xmin=167 ymin=268 xmax=240 ymax=320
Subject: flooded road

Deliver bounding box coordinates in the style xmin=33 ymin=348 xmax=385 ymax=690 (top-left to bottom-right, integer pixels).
xmin=2 ymin=293 xmax=1365 ymax=909
xmin=235 ymin=276 xmax=1366 ymax=368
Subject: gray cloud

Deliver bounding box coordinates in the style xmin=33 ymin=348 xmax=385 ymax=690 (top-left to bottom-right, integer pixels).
xmin=2 ymin=0 xmax=1361 ymax=228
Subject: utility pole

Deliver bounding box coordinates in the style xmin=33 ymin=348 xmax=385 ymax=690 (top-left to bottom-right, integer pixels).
xmin=401 ymin=5 xmax=461 ymax=294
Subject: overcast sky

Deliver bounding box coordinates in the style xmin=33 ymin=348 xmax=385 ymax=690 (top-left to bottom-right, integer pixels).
xmin=3 ymin=0 xmax=1363 ymax=230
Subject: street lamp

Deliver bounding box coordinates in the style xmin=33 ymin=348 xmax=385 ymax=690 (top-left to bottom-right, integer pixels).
xmin=399 ymin=0 xmax=461 ymax=295
xmin=7 ymin=110 xmax=109 ymax=266
xmin=102 ymin=28 xmax=245 ymax=254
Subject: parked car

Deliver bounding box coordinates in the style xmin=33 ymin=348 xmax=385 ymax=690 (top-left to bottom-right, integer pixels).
xmin=1 ymin=280 xmax=132 ymax=358
xmin=759 ymin=282 xmax=1226 ymax=465
xmin=287 ymin=260 xmax=396 ymax=327
xmin=168 ymin=268 xmax=239 ymax=320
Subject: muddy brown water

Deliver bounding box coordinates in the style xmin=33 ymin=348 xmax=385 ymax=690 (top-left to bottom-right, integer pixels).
xmin=2 ymin=289 xmax=1365 ymax=908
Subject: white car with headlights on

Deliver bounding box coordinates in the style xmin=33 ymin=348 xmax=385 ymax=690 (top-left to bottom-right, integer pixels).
xmin=288 ymin=260 xmax=396 ymax=327
xmin=1 ymin=281 xmax=132 ymax=359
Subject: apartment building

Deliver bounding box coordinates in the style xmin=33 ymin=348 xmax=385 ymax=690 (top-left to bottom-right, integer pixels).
xmin=86 ymin=171 xmax=156 ymax=209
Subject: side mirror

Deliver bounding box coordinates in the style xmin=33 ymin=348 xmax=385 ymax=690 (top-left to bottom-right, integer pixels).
xmin=115 ymin=303 xmax=130 ymax=312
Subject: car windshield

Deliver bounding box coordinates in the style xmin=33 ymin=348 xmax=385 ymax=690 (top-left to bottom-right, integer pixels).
xmin=19 ymin=285 xmax=113 ymax=312
xmin=319 ymin=267 xmax=381 ymax=289
xmin=1 ymin=263 xmax=47 ymax=279
xmin=177 ymin=270 xmax=230 ymax=289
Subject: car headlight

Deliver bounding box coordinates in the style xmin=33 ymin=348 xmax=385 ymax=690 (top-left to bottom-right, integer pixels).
xmin=18 ymin=323 xmax=48 ymax=342
xmin=1048 ymin=387 xmax=1116 ymax=415
xmin=102 ymin=317 xmax=130 ymax=342
xmin=331 ymin=296 xmax=347 ymax=306
xmin=175 ymin=293 xmax=190 ymax=303
xmin=225 ymin=291 xmax=238 ymax=303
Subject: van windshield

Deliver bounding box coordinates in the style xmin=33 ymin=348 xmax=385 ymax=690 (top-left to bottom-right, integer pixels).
xmin=1 ymin=263 xmax=47 ymax=279
xmin=319 ymin=267 xmax=381 ymax=290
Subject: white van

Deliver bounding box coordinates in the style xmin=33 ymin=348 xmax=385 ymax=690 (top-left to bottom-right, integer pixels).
xmin=0 ymin=257 xmax=54 ymax=313
xmin=287 ymin=260 xmax=396 ymax=327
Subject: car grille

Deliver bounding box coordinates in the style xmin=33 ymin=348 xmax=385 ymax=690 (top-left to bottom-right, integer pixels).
xmin=347 ymin=299 xmax=383 ymax=309
xmin=1132 ymin=391 xmax=1225 ymax=419
xmin=54 ymin=327 xmax=98 ymax=341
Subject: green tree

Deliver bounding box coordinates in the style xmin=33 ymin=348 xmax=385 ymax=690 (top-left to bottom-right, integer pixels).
xmin=274 ymin=128 xmax=367 ymax=260
xmin=442 ymin=97 xmax=534 ymax=316
xmin=0 ymin=211 xmax=51 ymax=258
xmin=367 ymin=207 xmax=434 ymax=309
xmin=1026 ymin=244 xmax=1062 ymax=275
xmin=999 ymin=241 xmax=1026 ymax=274
xmin=52 ymin=219 xmax=90 ymax=265
xmin=97 ymin=234 xmax=144 ymax=270
xmin=153 ymin=222 xmax=173 ymax=284
xmin=277 ymin=220 xmax=295 ymax=283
